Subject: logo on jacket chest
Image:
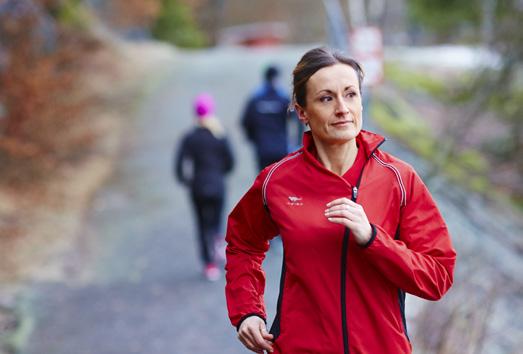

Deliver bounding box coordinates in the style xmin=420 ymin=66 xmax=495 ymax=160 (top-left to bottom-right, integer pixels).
xmin=287 ymin=196 xmax=303 ymax=206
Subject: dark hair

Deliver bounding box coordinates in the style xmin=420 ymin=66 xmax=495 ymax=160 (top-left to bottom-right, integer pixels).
xmin=264 ymin=65 xmax=280 ymax=82
xmin=292 ymin=47 xmax=364 ymax=108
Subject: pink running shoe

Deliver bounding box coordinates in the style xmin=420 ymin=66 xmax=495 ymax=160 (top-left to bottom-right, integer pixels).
xmin=204 ymin=263 xmax=221 ymax=282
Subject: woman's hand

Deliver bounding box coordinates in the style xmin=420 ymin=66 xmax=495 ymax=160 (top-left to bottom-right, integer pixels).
xmin=325 ymin=197 xmax=372 ymax=246
xmin=237 ymin=316 xmax=274 ymax=353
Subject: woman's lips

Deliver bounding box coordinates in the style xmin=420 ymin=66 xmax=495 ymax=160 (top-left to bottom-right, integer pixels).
xmin=332 ymin=120 xmax=354 ymax=126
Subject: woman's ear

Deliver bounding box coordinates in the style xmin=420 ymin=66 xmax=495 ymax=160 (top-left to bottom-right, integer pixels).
xmin=295 ymin=104 xmax=308 ymax=125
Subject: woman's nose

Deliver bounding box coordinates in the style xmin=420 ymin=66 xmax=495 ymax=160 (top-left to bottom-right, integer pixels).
xmin=335 ymin=97 xmax=349 ymax=115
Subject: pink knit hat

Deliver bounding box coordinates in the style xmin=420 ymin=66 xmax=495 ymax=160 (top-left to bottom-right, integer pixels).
xmin=194 ymin=93 xmax=215 ymax=119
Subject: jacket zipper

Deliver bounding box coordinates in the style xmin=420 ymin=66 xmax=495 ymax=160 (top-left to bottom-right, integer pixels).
xmin=341 ymin=140 xmax=385 ymax=354
xmin=341 ymin=228 xmax=349 ymax=354
xmin=340 ymin=186 xmax=358 ymax=354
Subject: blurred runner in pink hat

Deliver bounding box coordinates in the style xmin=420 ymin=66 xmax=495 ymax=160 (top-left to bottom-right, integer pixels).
xmin=175 ymin=93 xmax=235 ymax=281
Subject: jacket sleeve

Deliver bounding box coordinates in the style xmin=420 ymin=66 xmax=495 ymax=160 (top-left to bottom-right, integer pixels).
xmin=221 ymin=137 xmax=235 ymax=174
xmin=174 ymin=136 xmax=190 ymax=185
xmin=362 ymin=170 xmax=456 ymax=300
xmin=225 ymin=170 xmax=279 ymax=328
xmin=241 ymin=99 xmax=256 ymax=142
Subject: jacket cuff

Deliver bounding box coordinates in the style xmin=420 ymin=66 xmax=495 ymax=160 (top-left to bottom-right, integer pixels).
xmin=361 ymin=224 xmax=377 ymax=249
xmin=236 ymin=313 xmax=266 ymax=332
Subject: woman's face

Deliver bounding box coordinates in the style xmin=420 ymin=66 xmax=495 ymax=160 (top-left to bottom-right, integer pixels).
xmin=296 ymin=63 xmax=363 ymax=145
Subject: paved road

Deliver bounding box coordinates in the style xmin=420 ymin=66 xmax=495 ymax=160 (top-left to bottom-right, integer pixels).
xmin=22 ymin=45 xmax=523 ymax=354
xmin=23 ymin=46 xmax=310 ymax=354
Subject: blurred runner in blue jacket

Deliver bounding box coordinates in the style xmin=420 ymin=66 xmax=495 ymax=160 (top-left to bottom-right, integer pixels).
xmin=241 ymin=65 xmax=302 ymax=171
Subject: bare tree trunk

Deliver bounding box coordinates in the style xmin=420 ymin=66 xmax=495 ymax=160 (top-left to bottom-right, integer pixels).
xmin=209 ymin=0 xmax=226 ymax=46
xmin=368 ymin=0 xmax=386 ymax=25
xmin=322 ymin=0 xmax=349 ymax=51
xmin=481 ymin=0 xmax=496 ymax=46
xmin=347 ymin=0 xmax=367 ymax=27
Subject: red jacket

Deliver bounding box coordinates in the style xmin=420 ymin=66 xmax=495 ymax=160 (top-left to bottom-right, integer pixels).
xmin=225 ymin=131 xmax=456 ymax=354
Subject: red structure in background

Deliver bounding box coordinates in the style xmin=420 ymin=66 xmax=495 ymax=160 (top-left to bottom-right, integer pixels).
xmin=217 ymin=22 xmax=289 ymax=47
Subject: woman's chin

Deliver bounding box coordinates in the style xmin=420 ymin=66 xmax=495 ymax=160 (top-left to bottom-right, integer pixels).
xmin=330 ymin=129 xmax=359 ymax=143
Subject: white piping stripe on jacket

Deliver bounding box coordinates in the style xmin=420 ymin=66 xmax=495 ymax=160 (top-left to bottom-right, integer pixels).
xmin=372 ymin=154 xmax=407 ymax=207
xmin=262 ymin=152 xmax=303 ymax=207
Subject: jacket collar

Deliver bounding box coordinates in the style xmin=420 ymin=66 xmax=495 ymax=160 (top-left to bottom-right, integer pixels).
xmin=302 ymin=130 xmax=386 ymax=162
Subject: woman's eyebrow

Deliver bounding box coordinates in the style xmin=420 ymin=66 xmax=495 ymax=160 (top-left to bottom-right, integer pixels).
xmin=314 ymin=88 xmax=334 ymax=95
xmin=315 ymin=85 xmax=357 ymax=95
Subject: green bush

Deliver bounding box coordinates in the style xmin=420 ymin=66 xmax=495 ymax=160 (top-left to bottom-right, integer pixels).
xmin=385 ymin=63 xmax=447 ymax=98
xmin=47 ymin=0 xmax=91 ymax=29
xmin=152 ymin=0 xmax=207 ymax=48
xmin=406 ymin=0 xmax=482 ymax=42
xmin=468 ymin=176 xmax=489 ymax=194
xmin=456 ymin=149 xmax=488 ymax=173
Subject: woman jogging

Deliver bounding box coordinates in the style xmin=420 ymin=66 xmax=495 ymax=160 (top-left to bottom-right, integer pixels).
xmin=176 ymin=93 xmax=234 ymax=281
xmin=225 ymin=47 xmax=456 ymax=353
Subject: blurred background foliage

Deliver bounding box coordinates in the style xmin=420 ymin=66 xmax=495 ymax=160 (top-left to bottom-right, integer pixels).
xmin=0 ymin=0 xmax=102 ymax=186
xmin=151 ymin=0 xmax=207 ymax=48
xmin=391 ymin=0 xmax=522 ymax=206
xmin=0 ymin=1 xmax=522 ymax=353
xmin=0 ymin=0 xmax=521 ymax=201
xmin=50 ymin=0 xmax=90 ymax=28
xmin=407 ymin=0 xmax=484 ymax=42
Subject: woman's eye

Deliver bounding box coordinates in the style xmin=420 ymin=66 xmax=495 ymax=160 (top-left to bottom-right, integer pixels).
xmin=346 ymin=91 xmax=357 ymax=98
xmin=320 ymin=96 xmax=332 ymax=103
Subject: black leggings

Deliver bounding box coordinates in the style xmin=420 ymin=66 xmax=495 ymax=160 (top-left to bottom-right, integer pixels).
xmin=191 ymin=194 xmax=224 ymax=265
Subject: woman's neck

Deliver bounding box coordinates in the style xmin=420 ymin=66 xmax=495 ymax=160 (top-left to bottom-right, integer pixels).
xmin=313 ymin=137 xmax=358 ymax=176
